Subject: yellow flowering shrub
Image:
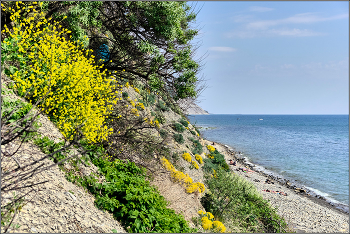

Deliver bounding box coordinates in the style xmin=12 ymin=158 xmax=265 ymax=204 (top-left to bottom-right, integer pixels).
xmin=182 ymin=152 xmax=192 ymax=163
xmin=154 ymin=120 xmax=160 ymax=129
xmin=161 ymin=157 xmax=205 ymax=194
xmin=201 ymin=216 xmax=213 ymax=230
xmin=195 ymin=154 xmax=203 ymax=164
xmin=207 ymin=145 xmax=216 ymax=152
xmin=130 ymin=108 xmax=139 ymax=116
xmin=129 ymin=100 xmax=136 ymax=107
xmin=134 ymin=87 xmax=140 ymax=94
xmin=192 ymin=160 xmax=199 ymax=169
xmin=206 ymin=212 xmax=214 ymax=220
xmin=198 ymin=210 xmax=205 ymax=215
xmin=213 ymin=221 xmax=226 ymax=233
xmin=208 ymin=154 xmax=215 ymax=159
xmin=136 ymin=102 xmax=145 ymax=110
xmin=2 ymin=2 xmax=117 ymax=142
xmin=198 ymin=210 xmax=226 ymax=233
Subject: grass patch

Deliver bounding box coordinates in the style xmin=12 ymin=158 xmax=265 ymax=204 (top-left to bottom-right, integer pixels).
xmin=201 ymin=168 xmax=289 ymax=233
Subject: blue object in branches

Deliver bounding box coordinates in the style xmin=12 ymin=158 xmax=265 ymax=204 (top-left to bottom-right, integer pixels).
xmin=97 ymin=44 xmax=110 ymax=62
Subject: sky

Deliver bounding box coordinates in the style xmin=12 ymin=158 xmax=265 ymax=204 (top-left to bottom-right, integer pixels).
xmin=190 ymin=1 xmax=349 ymax=114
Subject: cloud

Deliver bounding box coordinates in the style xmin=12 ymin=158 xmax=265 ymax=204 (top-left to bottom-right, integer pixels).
xmin=281 ymin=64 xmax=295 ymax=69
xmin=247 ymin=13 xmax=349 ymax=30
xmin=268 ymin=28 xmax=325 ymax=37
xmin=301 ymin=59 xmax=349 ymax=71
xmin=208 ymin=47 xmax=237 ymax=52
xmin=232 ymin=14 xmax=255 ymax=23
xmin=249 ymin=6 xmax=274 ymax=12
xmin=226 ymin=12 xmax=348 ymax=38
xmin=226 ymin=28 xmax=324 ymax=38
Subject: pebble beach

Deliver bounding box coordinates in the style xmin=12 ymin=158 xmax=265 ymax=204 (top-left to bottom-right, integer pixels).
xmin=203 ymin=139 xmax=349 ymax=233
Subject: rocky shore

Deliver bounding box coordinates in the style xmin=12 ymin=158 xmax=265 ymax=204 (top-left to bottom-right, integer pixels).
xmin=203 ymin=139 xmax=349 ymax=233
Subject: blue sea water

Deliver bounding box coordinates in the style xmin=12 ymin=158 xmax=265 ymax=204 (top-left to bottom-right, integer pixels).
xmin=188 ymin=115 xmax=349 ymax=206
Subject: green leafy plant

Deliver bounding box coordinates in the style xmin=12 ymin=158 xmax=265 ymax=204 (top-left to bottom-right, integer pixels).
xmin=74 ymin=158 xmax=196 ymax=233
xmin=173 ymin=133 xmax=184 ymax=144
xmin=203 ymin=149 xmax=230 ymax=173
xmin=34 ymin=136 xmax=66 ymax=163
xmin=189 ymin=137 xmax=203 ymax=155
xmin=202 ymin=169 xmax=289 ymax=233
xmin=157 ymin=100 xmax=169 ymax=112
xmin=159 ymin=129 xmax=168 ymax=139
xmin=146 ymin=93 xmax=156 ymax=106
xmin=172 ymin=123 xmax=185 ymax=133
xmin=122 ymin=92 xmax=129 ymax=99
xmin=179 ymin=118 xmax=188 ymax=127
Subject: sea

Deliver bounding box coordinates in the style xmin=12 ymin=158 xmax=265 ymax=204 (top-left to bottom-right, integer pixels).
xmin=188 ymin=114 xmax=349 ymax=208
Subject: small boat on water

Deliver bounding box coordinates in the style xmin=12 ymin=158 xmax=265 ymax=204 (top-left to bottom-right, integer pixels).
xmin=259 ymin=119 xmax=263 ymax=120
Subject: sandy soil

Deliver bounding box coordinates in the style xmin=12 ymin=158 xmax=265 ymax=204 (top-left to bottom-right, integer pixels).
xmin=203 ymin=139 xmax=349 ymax=233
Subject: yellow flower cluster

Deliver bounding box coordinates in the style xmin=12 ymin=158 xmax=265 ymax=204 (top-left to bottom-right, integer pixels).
xmin=182 ymin=152 xmax=192 ymax=163
xmin=161 ymin=157 xmax=205 ymax=194
xmin=211 ymin=169 xmax=218 ymax=178
xmin=136 ymin=102 xmax=145 ymax=110
xmin=208 ymin=154 xmax=215 ymax=159
xmin=192 ymin=160 xmax=199 ymax=169
xmin=129 ymin=99 xmax=136 ymax=107
xmin=125 ymin=82 xmax=130 ymax=88
xmin=207 ymin=145 xmax=216 ymax=153
xmin=195 ymin=154 xmax=203 ymax=164
xmin=3 ymin=3 xmax=116 ymax=142
xmin=212 ymin=221 xmax=226 ymax=233
xmin=130 ymin=108 xmax=139 ymax=117
xmin=197 ymin=210 xmax=226 ymax=233
xmin=134 ymin=87 xmax=140 ymax=94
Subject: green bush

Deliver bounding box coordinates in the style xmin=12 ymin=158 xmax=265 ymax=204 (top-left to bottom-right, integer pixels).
xmin=173 ymin=133 xmax=184 ymax=144
xmin=122 ymin=92 xmax=129 ymax=99
xmin=75 ymin=158 xmax=196 ymax=233
xmin=34 ymin=136 xmax=66 ymax=163
xmin=172 ymin=123 xmax=185 ymax=133
xmin=154 ymin=112 xmax=166 ymax=124
xmin=159 ymin=129 xmax=167 ymax=138
xmin=1 ymin=98 xmax=33 ymax=124
xmin=146 ymin=94 xmax=156 ymax=106
xmin=157 ymin=100 xmax=169 ymax=112
xmin=203 ymin=149 xmax=230 ymax=173
xmin=189 ymin=137 xmax=203 ymax=155
xmin=190 ymin=130 xmax=196 ymax=136
xmin=179 ymin=118 xmax=188 ymax=127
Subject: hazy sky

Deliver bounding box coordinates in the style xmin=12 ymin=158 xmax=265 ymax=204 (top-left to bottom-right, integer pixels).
xmin=191 ymin=1 xmax=349 ymax=114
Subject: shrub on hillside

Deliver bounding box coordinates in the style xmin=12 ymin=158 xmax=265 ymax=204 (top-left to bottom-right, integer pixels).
xmin=173 ymin=133 xmax=184 ymax=144
xmin=203 ymin=149 xmax=230 ymax=173
xmin=73 ymin=158 xmax=196 ymax=233
xmin=159 ymin=129 xmax=167 ymax=139
xmin=202 ymin=168 xmax=288 ymax=232
xmin=122 ymin=92 xmax=129 ymax=99
xmin=179 ymin=118 xmax=189 ymax=127
xmin=157 ymin=100 xmax=169 ymax=112
xmin=2 ymin=2 xmax=117 ymax=142
xmin=189 ymin=137 xmax=203 ymax=155
xmin=172 ymin=123 xmax=185 ymax=133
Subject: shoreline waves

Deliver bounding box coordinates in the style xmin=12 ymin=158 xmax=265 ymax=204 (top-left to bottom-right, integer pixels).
xmin=203 ymin=139 xmax=349 ymax=233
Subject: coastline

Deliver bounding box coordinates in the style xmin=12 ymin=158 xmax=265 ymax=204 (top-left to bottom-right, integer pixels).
xmin=202 ymin=139 xmax=349 ymax=233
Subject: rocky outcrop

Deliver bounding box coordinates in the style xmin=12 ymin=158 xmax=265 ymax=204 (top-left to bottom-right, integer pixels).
xmin=177 ymin=99 xmax=209 ymax=115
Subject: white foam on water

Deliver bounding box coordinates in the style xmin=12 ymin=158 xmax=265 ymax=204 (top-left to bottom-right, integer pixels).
xmin=305 ymin=186 xmax=345 ymax=205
